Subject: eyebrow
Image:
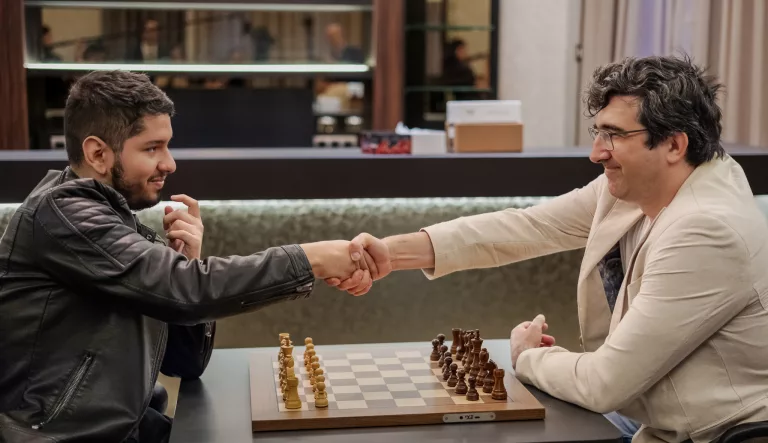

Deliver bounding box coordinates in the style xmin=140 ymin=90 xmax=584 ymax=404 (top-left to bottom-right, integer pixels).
xmin=144 ymin=139 xmax=170 ymax=146
xmin=596 ymin=123 xmax=626 ymax=133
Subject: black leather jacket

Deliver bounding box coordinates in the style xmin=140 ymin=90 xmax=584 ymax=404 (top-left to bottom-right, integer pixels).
xmin=0 ymin=168 xmax=315 ymax=442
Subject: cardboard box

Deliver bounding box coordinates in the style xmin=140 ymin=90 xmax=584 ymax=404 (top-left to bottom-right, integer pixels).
xmin=446 ymin=100 xmax=524 ymax=152
xmin=452 ymin=123 xmax=523 ymax=152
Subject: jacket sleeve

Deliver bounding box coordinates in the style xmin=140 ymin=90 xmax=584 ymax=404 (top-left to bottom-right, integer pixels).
xmin=421 ymin=174 xmax=603 ymax=279
xmin=31 ymin=186 xmax=315 ymax=325
xmin=514 ymin=214 xmax=751 ymax=413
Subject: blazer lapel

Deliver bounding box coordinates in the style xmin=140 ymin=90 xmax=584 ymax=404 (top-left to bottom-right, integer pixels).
xmin=579 ymin=200 xmax=644 ymax=282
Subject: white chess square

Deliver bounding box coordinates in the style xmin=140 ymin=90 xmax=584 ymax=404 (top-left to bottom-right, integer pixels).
xmin=403 ymin=363 xmax=430 ymax=370
xmin=380 ymin=370 xmax=409 ymax=378
xmin=332 ymin=385 xmax=362 ymax=394
xmin=387 ymin=383 xmax=417 ymax=392
xmin=303 ymin=380 xmax=314 ymax=388
xmin=410 ymin=376 xmax=438 ymax=384
xmin=419 ymin=389 xmax=450 ymax=398
xmin=347 ymin=353 xmax=374 ymax=360
xmin=357 ymin=377 xmax=386 ymax=386
xmin=373 ymin=358 xmax=402 ymax=365
xmin=363 ymin=391 xmax=394 ymax=401
xmin=395 ymin=398 xmax=426 ymax=407
xmin=351 ymin=365 xmax=379 ymax=372
xmin=306 ymin=394 xmax=336 ymax=403
xmin=327 ymin=372 xmax=355 ymax=380
xmin=451 ymin=397 xmax=477 ymax=405
xmin=396 ymin=351 xmax=422 ymax=359
xmin=323 ymin=359 xmax=352 ymax=367
xmin=337 ymin=400 xmax=368 ymax=410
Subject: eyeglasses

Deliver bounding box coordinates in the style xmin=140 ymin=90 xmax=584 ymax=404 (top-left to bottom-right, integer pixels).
xmin=588 ymin=126 xmax=648 ymax=151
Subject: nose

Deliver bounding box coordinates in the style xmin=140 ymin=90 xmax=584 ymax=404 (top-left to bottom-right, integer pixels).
xmin=589 ymin=137 xmax=611 ymax=164
xmin=159 ymin=149 xmax=177 ymax=175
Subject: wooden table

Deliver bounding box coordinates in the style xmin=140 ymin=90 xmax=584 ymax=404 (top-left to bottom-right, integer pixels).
xmin=169 ymin=340 xmax=622 ymax=443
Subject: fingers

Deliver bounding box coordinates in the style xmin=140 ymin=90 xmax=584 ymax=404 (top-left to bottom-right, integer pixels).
xmin=337 ymin=269 xmax=364 ymax=291
xmin=166 ymin=229 xmax=197 ymax=246
xmin=349 ymin=270 xmax=372 ymax=296
xmin=540 ymin=334 xmax=556 ymax=347
xmin=164 ymin=209 xmax=203 ymax=233
xmin=531 ymin=314 xmax=546 ymax=328
xmin=171 ymin=194 xmax=201 ymax=218
xmin=362 ymin=250 xmax=379 ymax=280
xmin=169 ymin=219 xmax=199 ymax=238
xmin=325 ymin=277 xmax=341 ymax=287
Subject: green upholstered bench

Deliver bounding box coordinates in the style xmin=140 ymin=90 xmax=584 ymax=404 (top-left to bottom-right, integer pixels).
xmin=3 ymin=195 xmax=767 ymax=352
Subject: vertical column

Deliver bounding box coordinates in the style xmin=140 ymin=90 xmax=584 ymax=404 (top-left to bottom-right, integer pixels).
xmin=0 ymin=0 xmax=29 ymax=150
xmin=372 ymin=0 xmax=404 ymax=130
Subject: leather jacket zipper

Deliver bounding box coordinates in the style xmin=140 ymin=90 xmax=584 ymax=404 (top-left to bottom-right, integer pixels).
xmin=33 ymin=353 xmax=94 ymax=430
xmin=202 ymin=322 xmax=213 ymax=355
xmin=240 ymin=275 xmax=314 ymax=308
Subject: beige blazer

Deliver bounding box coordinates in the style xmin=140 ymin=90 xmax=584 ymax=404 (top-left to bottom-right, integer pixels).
xmin=422 ymin=155 xmax=768 ymax=443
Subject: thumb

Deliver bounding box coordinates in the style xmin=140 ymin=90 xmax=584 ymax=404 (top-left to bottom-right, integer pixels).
xmin=350 ymin=233 xmax=373 ymax=261
xmin=531 ymin=314 xmax=546 ymax=329
xmin=349 ymin=240 xmax=363 ymax=262
xmin=165 ymin=205 xmax=173 ymax=215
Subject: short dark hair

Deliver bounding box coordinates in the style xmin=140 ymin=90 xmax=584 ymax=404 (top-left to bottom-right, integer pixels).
xmin=584 ymin=54 xmax=725 ymax=166
xmin=64 ymin=70 xmax=175 ymax=165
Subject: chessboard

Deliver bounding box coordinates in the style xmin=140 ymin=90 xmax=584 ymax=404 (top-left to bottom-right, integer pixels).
xmin=248 ymin=330 xmax=545 ymax=432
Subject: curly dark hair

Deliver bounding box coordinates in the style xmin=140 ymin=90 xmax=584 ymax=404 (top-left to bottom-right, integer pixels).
xmin=65 ymin=70 xmax=175 ymax=165
xmin=584 ymin=54 xmax=725 ymax=166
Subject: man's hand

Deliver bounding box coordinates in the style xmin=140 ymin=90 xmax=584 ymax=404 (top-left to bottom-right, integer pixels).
xmin=510 ymin=314 xmax=556 ymax=368
xmin=300 ymin=240 xmax=372 ymax=295
xmin=324 ymin=233 xmax=392 ymax=295
xmin=164 ymin=194 xmax=204 ymax=260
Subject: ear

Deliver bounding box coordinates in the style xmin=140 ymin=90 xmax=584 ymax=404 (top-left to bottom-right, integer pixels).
xmin=666 ymin=132 xmax=689 ymax=164
xmin=81 ymin=136 xmax=115 ymax=176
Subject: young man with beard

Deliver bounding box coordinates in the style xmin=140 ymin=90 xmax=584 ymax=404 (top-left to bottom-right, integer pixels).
xmin=0 ymin=70 xmax=373 ymax=443
xmin=329 ymin=55 xmax=768 ymax=442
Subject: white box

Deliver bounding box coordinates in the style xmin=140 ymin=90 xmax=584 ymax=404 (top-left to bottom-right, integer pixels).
xmin=410 ymin=131 xmax=447 ymax=155
xmin=446 ymin=100 xmax=522 ymax=124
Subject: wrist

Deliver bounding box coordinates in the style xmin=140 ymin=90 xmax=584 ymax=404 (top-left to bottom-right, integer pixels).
xmin=299 ymin=243 xmax=325 ymax=277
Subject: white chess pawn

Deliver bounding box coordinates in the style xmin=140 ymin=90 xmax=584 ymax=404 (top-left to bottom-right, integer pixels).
xmin=314 ymin=371 xmax=328 ymax=408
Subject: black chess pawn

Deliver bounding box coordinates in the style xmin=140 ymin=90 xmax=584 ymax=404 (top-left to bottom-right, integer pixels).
xmin=437 ymin=333 xmax=446 ymax=348
xmin=443 ymin=355 xmax=453 ymax=381
xmin=430 ymin=338 xmax=440 ymax=361
xmin=483 ymin=359 xmax=497 ymax=394
xmin=447 ymin=362 xmax=459 ymax=387
xmin=438 ymin=347 xmax=449 ymax=368
xmin=455 ymin=369 xmax=468 ymax=395
xmin=466 ymin=375 xmax=479 ymax=401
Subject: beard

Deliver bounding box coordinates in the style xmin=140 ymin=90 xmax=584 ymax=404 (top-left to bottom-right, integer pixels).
xmin=111 ymin=158 xmax=164 ymax=211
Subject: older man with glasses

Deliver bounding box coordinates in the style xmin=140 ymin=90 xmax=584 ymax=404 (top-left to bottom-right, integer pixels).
xmin=328 ymin=54 xmax=768 ymax=443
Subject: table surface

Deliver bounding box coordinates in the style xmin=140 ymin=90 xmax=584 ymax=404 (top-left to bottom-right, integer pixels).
xmin=169 ymin=340 xmax=622 ymax=443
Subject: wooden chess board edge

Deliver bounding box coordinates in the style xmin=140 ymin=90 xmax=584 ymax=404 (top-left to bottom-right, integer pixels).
xmin=251 ymin=408 xmax=545 ymax=432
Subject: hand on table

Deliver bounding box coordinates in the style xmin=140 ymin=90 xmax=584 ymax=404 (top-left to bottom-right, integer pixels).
xmin=164 ymin=194 xmax=204 ymax=260
xmin=324 ymin=233 xmax=393 ymax=296
xmin=510 ymin=314 xmax=556 ymax=368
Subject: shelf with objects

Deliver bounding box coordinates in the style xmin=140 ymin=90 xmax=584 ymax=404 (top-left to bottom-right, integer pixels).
xmin=22 ymin=0 xmax=374 ymax=150
xmin=403 ymin=0 xmax=499 ymax=131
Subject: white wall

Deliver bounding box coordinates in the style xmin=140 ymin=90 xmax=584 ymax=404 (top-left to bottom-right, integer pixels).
xmin=497 ymin=0 xmax=582 ymax=148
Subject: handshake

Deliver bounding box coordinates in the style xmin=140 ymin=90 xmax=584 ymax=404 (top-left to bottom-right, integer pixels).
xmin=300 ymin=231 xmax=433 ymax=296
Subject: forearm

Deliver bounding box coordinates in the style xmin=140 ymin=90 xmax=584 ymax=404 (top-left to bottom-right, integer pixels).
xmin=384 ymin=232 xmax=435 ymax=271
